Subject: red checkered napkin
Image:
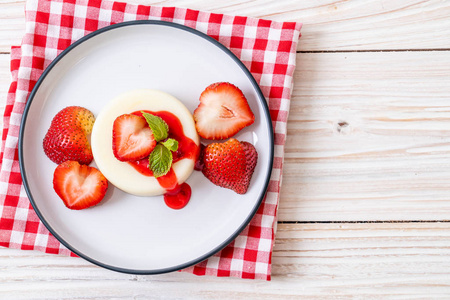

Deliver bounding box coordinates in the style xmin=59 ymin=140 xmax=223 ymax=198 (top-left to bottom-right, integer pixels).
xmin=0 ymin=0 xmax=301 ymax=280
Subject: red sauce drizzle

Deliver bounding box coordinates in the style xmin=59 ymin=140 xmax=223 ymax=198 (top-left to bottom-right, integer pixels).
xmin=126 ymin=110 xmax=199 ymax=209
xmin=164 ymin=182 xmax=191 ymax=210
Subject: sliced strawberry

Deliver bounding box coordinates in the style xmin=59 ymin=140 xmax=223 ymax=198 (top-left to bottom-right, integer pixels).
xmin=43 ymin=106 xmax=95 ymax=165
xmin=201 ymin=138 xmax=258 ymax=194
xmin=193 ymin=82 xmax=255 ymax=140
xmin=112 ymin=114 xmax=156 ymax=161
xmin=53 ymin=161 xmax=108 ymax=210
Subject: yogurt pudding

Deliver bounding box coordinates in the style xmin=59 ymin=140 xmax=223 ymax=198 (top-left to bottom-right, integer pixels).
xmin=91 ymin=89 xmax=199 ymax=197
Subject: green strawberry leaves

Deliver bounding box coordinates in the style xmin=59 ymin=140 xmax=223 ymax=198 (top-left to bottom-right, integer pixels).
xmin=142 ymin=112 xmax=178 ymax=178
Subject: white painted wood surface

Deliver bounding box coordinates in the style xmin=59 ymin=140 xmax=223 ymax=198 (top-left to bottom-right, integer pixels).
xmin=283 ymin=50 xmax=450 ymax=221
xmin=1 ymin=0 xmax=450 ymax=298
xmin=1 ymin=0 xmax=450 ymax=52
xmin=2 ymin=223 xmax=450 ymax=298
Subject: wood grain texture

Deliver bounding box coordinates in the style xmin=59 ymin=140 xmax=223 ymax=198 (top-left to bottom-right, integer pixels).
xmin=1 ymin=0 xmax=450 ymax=298
xmin=0 ymin=0 xmax=449 ymax=52
xmin=281 ymin=50 xmax=450 ymax=221
xmin=0 ymin=54 xmax=10 ymax=129
xmin=2 ymin=51 xmax=450 ymax=221
xmin=1 ymin=223 xmax=450 ymax=299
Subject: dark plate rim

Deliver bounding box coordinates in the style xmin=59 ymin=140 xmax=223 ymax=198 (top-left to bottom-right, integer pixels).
xmin=18 ymin=20 xmax=274 ymax=275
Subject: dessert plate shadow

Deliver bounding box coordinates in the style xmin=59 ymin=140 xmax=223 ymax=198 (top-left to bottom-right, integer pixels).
xmin=19 ymin=20 xmax=273 ymax=274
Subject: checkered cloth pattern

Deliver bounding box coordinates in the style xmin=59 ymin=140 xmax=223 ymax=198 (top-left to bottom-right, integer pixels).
xmin=0 ymin=0 xmax=301 ymax=280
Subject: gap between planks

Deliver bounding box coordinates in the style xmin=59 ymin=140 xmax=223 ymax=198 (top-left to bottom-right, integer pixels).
xmin=2 ymin=49 xmax=450 ymax=56
xmin=279 ymin=220 xmax=450 ymax=224
xmin=298 ymin=48 xmax=450 ymax=53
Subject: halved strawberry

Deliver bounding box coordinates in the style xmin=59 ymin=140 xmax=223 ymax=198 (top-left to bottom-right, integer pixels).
xmin=43 ymin=106 xmax=95 ymax=165
xmin=112 ymin=114 xmax=156 ymax=161
xmin=193 ymin=82 xmax=255 ymax=140
xmin=201 ymin=138 xmax=258 ymax=194
xmin=53 ymin=161 xmax=108 ymax=210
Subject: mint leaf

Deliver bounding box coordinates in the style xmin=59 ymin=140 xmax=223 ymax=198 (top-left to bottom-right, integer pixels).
xmin=141 ymin=112 xmax=169 ymax=142
xmin=149 ymin=144 xmax=172 ymax=178
xmin=161 ymin=138 xmax=178 ymax=152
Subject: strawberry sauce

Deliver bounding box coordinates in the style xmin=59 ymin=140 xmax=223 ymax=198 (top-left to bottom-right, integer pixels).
xmin=127 ymin=110 xmax=199 ymax=209
xmin=164 ymin=183 xmax=191 ymax=209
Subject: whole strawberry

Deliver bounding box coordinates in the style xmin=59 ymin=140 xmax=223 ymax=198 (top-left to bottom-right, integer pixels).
xmin=43 ymin=106 xmax=95 ymax=165
xmin=201 ymin=138 xmax=258 ymax=194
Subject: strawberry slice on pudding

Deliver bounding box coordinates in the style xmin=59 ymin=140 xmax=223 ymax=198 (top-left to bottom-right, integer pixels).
xmin=112 ymin=114 xmax=156 ymax=162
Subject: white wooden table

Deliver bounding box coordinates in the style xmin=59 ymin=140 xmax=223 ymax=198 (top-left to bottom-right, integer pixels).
xmin=1 ymin=0 xmax=450 ymax=298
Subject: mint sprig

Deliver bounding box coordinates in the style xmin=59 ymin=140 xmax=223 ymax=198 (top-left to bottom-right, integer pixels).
xmin=142 ymin=112 xmax=179 ymax=178
xmin=141 ymin=112 xmax=169 ymax=142
xmin=161 ymin=138 xmax=178 ymax=152
xmin=149 ymin=144 xmax=173 ymax=178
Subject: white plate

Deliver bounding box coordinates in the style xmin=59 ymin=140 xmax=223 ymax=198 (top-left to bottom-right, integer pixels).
xmin=19 ymin=21 xmax=273 ymax=274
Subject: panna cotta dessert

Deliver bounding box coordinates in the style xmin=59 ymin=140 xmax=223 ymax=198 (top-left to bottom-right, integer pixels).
xmin=44 ymin=82 xmax=258 ymax=211
xmin=91 ymin=89 xmax=200 ymax=197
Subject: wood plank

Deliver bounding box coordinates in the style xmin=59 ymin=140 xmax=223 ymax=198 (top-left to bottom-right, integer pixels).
xmin=2 ymin=51 xmax=450 ymax=222
xmin=0 ymin=0 xmax=449 ymax=52
xmin=0 ymin=54 xmax=10 ymax=129
xmin=0 ymin=1 xmax=25 ymax=53
xmin=280 ymin=50 xmax=450 ymax=221
xmin=1 ymin=222 xmax=450 ymax=298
